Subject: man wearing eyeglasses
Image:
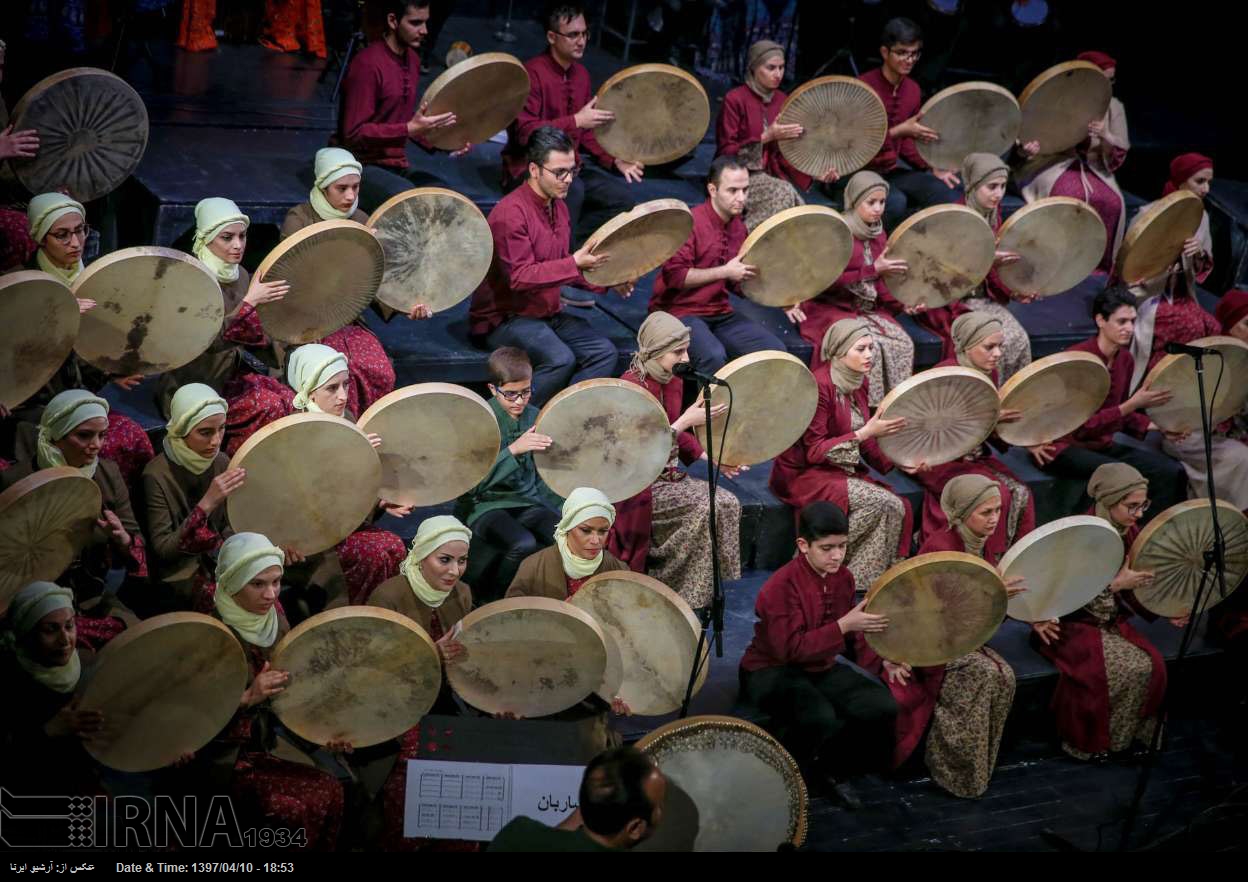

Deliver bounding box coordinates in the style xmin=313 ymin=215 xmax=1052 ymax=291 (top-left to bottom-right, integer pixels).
xmin=853 ymin=17 xmax=961 ymax=228
xmin=501 ymin=3 xmax=640 ymax=243
xmin=470 ymin=126 xmax=637 ymax=406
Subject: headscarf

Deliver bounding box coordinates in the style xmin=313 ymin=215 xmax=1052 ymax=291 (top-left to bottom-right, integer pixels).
xmin=1216 ymin=289 xmax=1248 ymax=335
xmin=163 ymin=383 xmax=227 ymax=475
xmin=214 ymin=532 xmax=283 ymax=647
xmin=192 ymin=197 xmax=249 ymax=283
xmin=961 ymin=153 xmax=1009 ymax=224
xmin=843 ymin=171 xmax=889 ymax=241
xmin=1088 ymin=462 xmax=1147 ymax=533
xmin=1076 ymin=50 xmax=1116 ymax=71
xmin=745 ymin=40 xmax=784 ymax=101
xmin=630 ymin=311 xmax=690 ymax=383
xmin=820 ymin=318 xmax=872 ymax=394
xmin=555 ymin=487 xmax=616 ymax=579
xmin=310 ymin=147 xmax=363 ymax=221
xmin=952 ymin=312 xmax=1003 ymax=373
xmin=28 ymin=193 xmax=86 ymax=284
xmin=940 ymin=474 xmax=1000 ymax=558
xmin=37 ymin=389 xmax=109 ymax=478
xmin=8 ymin=581 xmax=81 ymax=693
xmin=1162 ymin=153 xmax=1213 ymax=197
xmin=287 ymin=343 xmax=349 ymax=412
xmin=399 ymin=515 xmax=472 ymax=609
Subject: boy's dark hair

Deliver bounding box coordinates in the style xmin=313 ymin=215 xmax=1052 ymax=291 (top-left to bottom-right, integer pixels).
xmin=487 ymin=347 xmax=533 ymax=386
xmin=528 ymin=125 xmax=576 ymax=167
xmin=386 ymin=0 xmax=430 ymax=25
xmin=708 ymin=154 xmax=748 ymax=188
xmin=881 ymin=17 xmax=922 ymax=48
xmin=579 ymin=747 xmax=658 ymax=836
xmin=798 ymin=501 xmax=849 ymax=541
xmin=1091 ymin=285 xmax=1138 ymax=320
xmin=545 ymin=3 xmax=586 ymax=33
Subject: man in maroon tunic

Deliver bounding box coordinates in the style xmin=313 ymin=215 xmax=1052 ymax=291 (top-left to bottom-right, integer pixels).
xmin=501 ymin=4 xmax=639 ymax=242
xmin=649 ymin=156 xmax=785 ymax=375
xmin=333 ymin=0 xmax=468 ymax=211
xmin=1037 ymin=286 xmax=1188 ymax=520
xmin=851 ymin=17 xmax=960 ymax=227
xmin=739 ymin=502 xmax=896 ymax=807
xmin=469 ymin=127 xmax=635 ymax=406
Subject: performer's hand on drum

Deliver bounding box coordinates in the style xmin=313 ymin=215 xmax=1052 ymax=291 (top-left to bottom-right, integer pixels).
xmin=76 ymin=297 xmax=96 ymax=314
xmin=873 ymin=248 xmax=908 ymax=278
xmin=1003 ymin=575 xmax=1027 ymax=598
xmin=883 ymin=660 xmax=911 ymax=685
xmin=1031 ymin=619 xmax=1061 ymax=645
xmin=366 ymin=432 xmax=383 ymax=450
xmin=98 ymin=509 xmax=131 ymax=548
xmin=898 ymin=460 xmax=930 ymax=475
xmin=838 ymin=598 xmax=889 ymax=634
xmin=1158 ymin=426 xmax=1191 ymax=444
xmin=717 ymin=462 xmax=749 ymax=479
xmin=892 ymin=113 xmax=939 ymax=143
xmin=1110 ymin=565 xmax=1153 ymax=594
xmin=783 ymin=304 xmax=807 ymax=324
xmin=993 ymin=249 xmax=1021 ymax=267
xmin=325 ymin=739 xmax=354 ymax=755
xmin=283 ymin=546 xmax=306 ymax=566
xmin=241 ymin=661 xmax=290 ymax=707
xmin=1026 ymin=443 xmax=1058 ymax=466
xmin=44 ymin=698 xmax=105 ymax=740
xmin=573 ymin=96 xmax=615 ymax=130
xmin=762 ymin=120 xmax=803 ymax=143
xmin=675 ymin=400 xmax=727 ymax=431
xmin=1012 ymin=291 xmax=1040 ymax=305
xmin=407 ymin=303 xmax=434 ymax=320
xmin=932 ymin=168 xmax=960 ymax=189
xmin=615 ymin=159 xmax=645 ymax=183
xmin=1018 ymin=139 xmax=1041 ymax=159
xmin=610 ymin=696 xmax=632 ymax=716
xmin=856 ymin=413 xmax=906 ymax=441
xmin=0 ymin=124 xmax=39 ymax=160
xmin=722 ymin=255 xmax=757 ymax=283
xmin=379 ymin=499 xmax=414 ymax=518
xmin=818 ymin=165 xmax=840 ymax=184
xmin=200 ymin=467 xmax=247 ymax=513
xmin=1169 ymin=612 xmax=1191 ymax=630
xmin=450 ymin=142 xmax=473 ymax=159
xmin=1086 ymin=119 xmax=1106 ymax=138
xmin=903 ymin=301 xmax=927 ymax=315
xmin=573 ymin=241 xmax=610 ymax=272
xmin=111 ymin=373 xmax=144 ymax=391
xmin=437 ymin=624 xmax=467 ymax=665
xmin=611 ymin=280 xmax=636 ymax=298
xmin=997 ymin=408 xmax=1023 ymax=425
xmin=508 ymin=425 xmax=553 ymax=457
xmin=407 ymin=101 xmax=457 ymax=138
xmin=1181 ymin=236 xmax=1204 ymax=258
xmin=172 ymin=751 xmax=196 ymax=768
xmin=244 ymin=274 xmax=289 ymax=307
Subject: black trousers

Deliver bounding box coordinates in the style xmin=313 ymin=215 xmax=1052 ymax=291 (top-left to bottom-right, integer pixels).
xmin=1043 ymin=442 xmax=1188 ymax=525
xmin=470 ymin=504 xmax=560 ymax=599
xmin=741 ymin=663 xmax=897 ymax=779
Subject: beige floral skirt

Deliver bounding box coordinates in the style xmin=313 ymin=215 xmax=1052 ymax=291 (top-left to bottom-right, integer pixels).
xmin=846 ymin=477 xmax=906 ymax=590
xmin=649 ymin=476 xmax=742 ymax=609
xmin=926 ymin=647 xmax=1016 ymax=798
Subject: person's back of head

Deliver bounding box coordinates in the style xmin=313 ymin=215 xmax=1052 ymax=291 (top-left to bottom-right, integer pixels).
xmin=579 ymin=746 xmax=665 ymax=848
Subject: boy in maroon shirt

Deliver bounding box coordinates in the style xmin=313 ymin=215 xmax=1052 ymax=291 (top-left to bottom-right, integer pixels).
xmin=739 ymin=502 xmax=897 ymax=807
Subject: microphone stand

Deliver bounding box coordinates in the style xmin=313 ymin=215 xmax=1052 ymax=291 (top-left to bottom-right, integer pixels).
xmin=680 ymin=375 xmax=731 ymax=718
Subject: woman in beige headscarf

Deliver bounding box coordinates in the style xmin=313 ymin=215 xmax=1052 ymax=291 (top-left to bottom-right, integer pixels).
xmin=958 ymin=152 xmax=1035 ymax=381
xmin=607 ymin=312 xmax=742 ymax=609
xmin=1031 ymin=463 xmax=1173 ymax=761
xmin=786 ymin=171 xmax=915 ymax=405
xmin=875 ymin=474 xmax=1020 ymax=798
xmin=714 ymin=40 xmax=838 ymax=228
xmin=769 ymin=319 xmax=913 ymax=588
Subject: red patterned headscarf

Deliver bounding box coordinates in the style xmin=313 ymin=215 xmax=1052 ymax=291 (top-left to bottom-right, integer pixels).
xmin=1077 ymin=50 xmax=1116 ymax=71
xmin=1162 ymin=153 xmax=1214 ymax=196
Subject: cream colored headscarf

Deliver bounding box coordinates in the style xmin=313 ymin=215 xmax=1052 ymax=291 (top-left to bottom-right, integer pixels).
xmin=940 ymin=474 xmax=1000 ymax=558
xmin=555 ymin=487 xmax=616 ymax=579
xmin=8 ymin=581 xmax=80 ymax=693
xmin=630 ymin=311 xmax=691 ymax=384
xmin=1088 ymin=462 xmax=1148 ymax=534
xmin=287 ymin=344 xmax=349 ymax=412
xmin=820 ymin=318 xmax=872 ymax=394
xmin=214 ymin=532 xmax=283 ymax=647
xmin=164 ymin=383 xmax=227 ymax=475
xmin=192 ymin=197 xmax=250 ymax=283
xmin=952 ymin=312 xmax=1003 ymax=373
xmin=28 ymin=193 xmax=87 ymax=284
xmin=961 ymin=152 xmax=1009 ymax=225
xmin=310 ymin=147 xmax=363 ymax=221
xmin=843 ymin=171 xmax=889 ymax=241
xmin=37 ymin=389 xmax=109 ymax=478
xmin=745 ymin=40 xmax=784 ymax=101
xmin=399 ymin=515 xmax=473 ymax=609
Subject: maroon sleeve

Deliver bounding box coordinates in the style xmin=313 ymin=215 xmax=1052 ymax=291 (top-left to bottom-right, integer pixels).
xmin=657 ymin=223 xmax=700 ymax=290
xmin=756 ymin=572 xmax=847 ymax=665
xmin=576 ymin=68 xmax=617 ymax=170
xmin=178 ymin=505 xmax=225 ymax=555
xmin=898 ymin=83 xmax=931 ymax=171
xmin=493 ymin=207 xmax=583 ymax=293
xmin=801 ymin=383 xmax=858 ymax=465
xmin=515 ymin=65 xmax=576 ymax=144
xmin=340 ymin=59 xmax=409 ymax=149
xmin=125 ymin=535 xmax=147 ymax=578
xmin=716 ymin=91 xmax=753 ymax=157
xmin=222 ymin=302 xmax=269 ymax=346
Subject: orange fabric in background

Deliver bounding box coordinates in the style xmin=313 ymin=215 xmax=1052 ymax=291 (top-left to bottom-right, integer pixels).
xmin=177 ymin=0 xmax=218 ymax=51
xmin=260 ymin=0 xmax=327 ymax=57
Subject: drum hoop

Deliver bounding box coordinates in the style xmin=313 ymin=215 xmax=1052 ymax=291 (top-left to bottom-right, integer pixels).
xmin=366 ymin=186 xmax=484 ymax=228
xmin=738 ymin=205 xmax=850 ymax=256
xmin=357 ymin=382 xmax=495 ymax=428
xmin=421 ymin=52 xmax=529 ymax=107
xmin=1129 ymin=498 xmax=1246 ymax=569
xmin=995 ymin=196 xmax=1100 ymax=244
xmin=0 ymin=466 xmax=101 ymax=514
xmin=864 ymin=550 xmax=1001 ymax=602
xmin=71 ymin=245 xmax=216 ymax=295
xmin=595 ymin=63 xmax=709 ymax=102
xmin=586 ymin=199 xmax=694 ymax=252
xmin=534 ymin=377 xmax=666 ymax=427
xmin=778 ymin=74 xmax=882 ymax=116
xmin=918 ymin=80 xmax=1019 ymax=117
xmin=1017 ymin=60 xmax=1107 ymax=107
xmin=875 ymin=364 xmax=998 ymax=416
xmin=254 ymin=218 xmax=380 ymax=282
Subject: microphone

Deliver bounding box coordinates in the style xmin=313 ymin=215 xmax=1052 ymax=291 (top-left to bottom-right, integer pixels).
xmin=673 ymin=362 xmax=727 ymax=386
xmin=1164 ymin=341 xmax=1220 ymax=356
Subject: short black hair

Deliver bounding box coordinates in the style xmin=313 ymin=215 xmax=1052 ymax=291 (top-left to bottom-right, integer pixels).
xmin=487 ymin=347 xmax=532 ymax=386
xmin=708 ymin=155 xmax=748 ymax=188
xmin=527 ymin=125 xmax=576 ymax=167
xmin=881 ymin=17 xmax=922 ymax=48
xmin=798 ymin=501 xmax=849 ymax=541
xmin=1091 ymin=285 xmax=1138 ymax=320
xmin=545 ymin=3 xmax=586 ymax=33
xmin=579 ymin=747 xmax=658 ymax=837
xmin=386 ymin=0 xmax=430 ymax=23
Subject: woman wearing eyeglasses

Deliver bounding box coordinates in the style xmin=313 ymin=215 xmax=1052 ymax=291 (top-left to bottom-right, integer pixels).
xmin=1030 ymin=464 xmax=1177 ymax=762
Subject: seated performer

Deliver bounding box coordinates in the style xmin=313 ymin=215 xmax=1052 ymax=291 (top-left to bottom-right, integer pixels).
xmin=912 ymin=314 xmax=1036 ymax=552
xmin=469 ymin=127 xmax=635 ymax=406
xmin=1018 ymin=51 xmax=1128 ymax=273
xmin=501 ymin=3 xmax=639 ymax=239
xmin=714 ymin=39 xmax=836 ymax=229
xmin=856 ymin=17 xmax=960 ymax=227
xmin=648 ymin=155 xmax=785 ymax=376
xmin=1 ymin=391 xmax=145 ymax=637
xmin=769 ymin=319 xmax=912 ymax=589
xmin=507 ymin=486 xmax=629 ymax=599
xmin=958 ymin=153 xmax=1036 ymax=381
xmin=786 ymin=171 xmax=915 ymax=404
xmin=158 ymin=198 xmax=292 ymax=453
xmin=1031 ymin=464 xmax=1171 ymax=762
xmin=2 ymin=193 xmax=153 ymax=489
xmin=333 ymin=0 xmax=469 ymax=211
xmin=882 ymin=475 xmax=1019 ymax=798
xmin=1217 ymin=288 xmax=1248 ymax=443
xmin=490 ymin=746 xmax=666 ymax=852
xmin=369 ymin=516 xmax=475 ymax=852
xmin=142 ymin=383 xmax=237 ymax=612
xmin=281 ymin=147 xmax=368 ymax=234
xmin=739 ymin=502 xmax=897 ymax=807
xmin=0 ymin=582 xmax=100 ymax=796
xmin=1037 ymin=286 xmax=1187 ymax=518
xmin=608 ymin=313 xmax=743 ymax=609
xmin=456 ymin=347 xmax=563 ymax=599
xmin=202 ymin=533 xmax=344 ymax=850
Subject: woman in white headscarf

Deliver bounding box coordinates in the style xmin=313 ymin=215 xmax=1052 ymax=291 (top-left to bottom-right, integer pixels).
xmin=507 ymin=487 xmax=630 ymax=601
